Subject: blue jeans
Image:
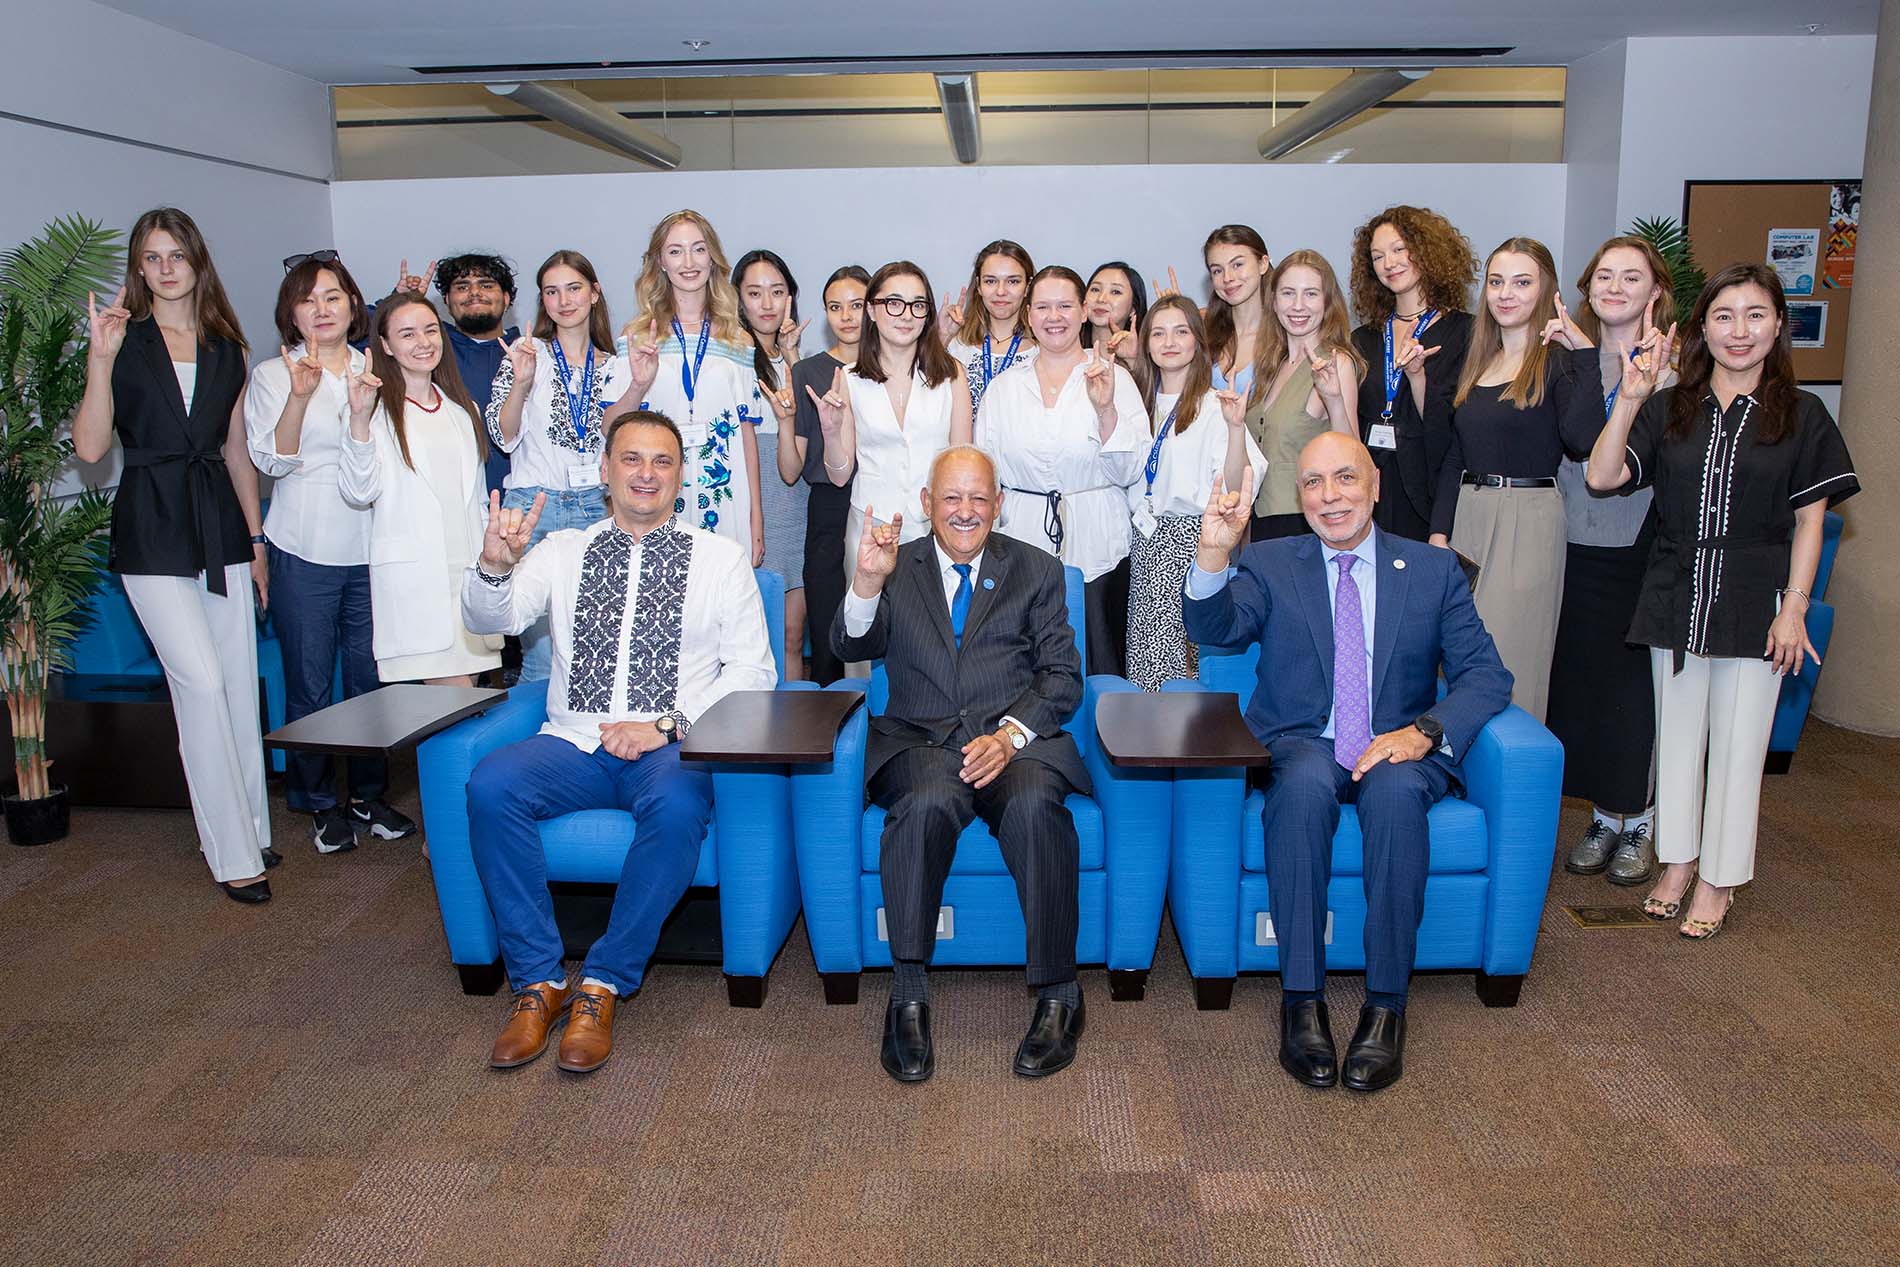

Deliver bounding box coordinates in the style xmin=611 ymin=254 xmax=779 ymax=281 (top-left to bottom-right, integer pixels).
xmin=503 ymin=485 xmax=607 ymax=682
xmin=266 ymin=543 xmax=385 ymax=812
xmin=467 ymin=734 xmax=712 ymax=994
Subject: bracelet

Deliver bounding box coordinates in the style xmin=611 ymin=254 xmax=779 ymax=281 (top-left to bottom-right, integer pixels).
xmin=823 ymin=455 xmax=851 ymax=472
xmin=1779 ymin=587 xmax=1811 ymax=602
xmin=475 ymin=564 xmax=513 ymax=587
xmin=250 ymin=534 xmax=267 ymax=546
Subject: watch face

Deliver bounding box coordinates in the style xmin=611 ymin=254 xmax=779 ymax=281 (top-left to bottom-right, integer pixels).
xmin=655 ymin=715 xmax=675 ymax=735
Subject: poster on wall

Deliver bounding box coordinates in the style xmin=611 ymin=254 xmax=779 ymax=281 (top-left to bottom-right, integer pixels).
xmin=1788 ymin=301 xmax=1827 ymax=349
xmin=1767 ymin=228 xmax=1820 ymax=296
xmin=1825 ymin=181 xmax=1859 ymax=289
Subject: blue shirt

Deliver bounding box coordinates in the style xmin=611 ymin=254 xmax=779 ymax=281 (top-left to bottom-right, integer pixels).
xmin=446 ymin=322 xmax=519 ymax=495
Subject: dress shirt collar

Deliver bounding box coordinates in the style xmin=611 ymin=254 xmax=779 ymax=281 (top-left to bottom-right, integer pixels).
xmin=933 ymin=539 xmax=985 ymax=580
xmin=1319 ymin=530 xmax=1377 ymax=576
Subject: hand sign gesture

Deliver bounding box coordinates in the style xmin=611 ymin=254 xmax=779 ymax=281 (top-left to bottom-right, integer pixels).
xmin=396 ymin=258 xmax=436 ymax=295
xmin=1151 ymin=266 xmax=1183 ymax=299
xmin=805 ymin=364 xmax=852 ymax=435
xmin=1394 ymin=324 xmax=1439 ymax=383
xmin=1540 ymin=292 xmax=1593 ymax=350
xmin=280 ymin=343 xmax=324 ymax=400
xmin=86 ymin=287 xmax=131 ymax=362
xmin=479 ymin=489 xmax=545 ymax=573
xmin=1083 ymin=330 xmax=1118 ymax=413
xmin=762 ymin=380 xmax=796 ymax=427
xmin=777 ymin=316 xmax=809 ymax=360
xmin=940 ymin=285 xmax=969 ymax=332
xmin=1216 ymin=388 xmax=1247 ymax=432
xmin=1311 ymin=352 xmax=1343 ymax=404
xmin=854 ymin=504 xmax=902 ymax=585
xmin=1617 ymin=318 xmax=1678 ymax=404
xmin=623 ymin=318 xmax=661 ymax=395
xmin=1198 ymin=468 xmax=1254 ymax=556
xmin=345 ymin=361 xmax=383 ymax=420
xmin=503 ymin=334 xmax=537 ymax=382
xmin=1103 ymin=313 xmax=1137 ymax=362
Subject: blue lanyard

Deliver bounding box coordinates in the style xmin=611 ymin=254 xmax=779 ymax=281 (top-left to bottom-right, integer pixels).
xmin=1382 ymin=310 xmax=1436 ymax=420
xmin=672 ymin=317 xmax=712 ymax=410
xmin=1142 ymin=402 xmax=1181 ymax=498
xmin=982 ymin=331 xmax=1022 ymax=393
xmin=547 ymin=339 xmax=596 ymax=444
xmin=1603 ymin=347 xmax=1641 ymax=418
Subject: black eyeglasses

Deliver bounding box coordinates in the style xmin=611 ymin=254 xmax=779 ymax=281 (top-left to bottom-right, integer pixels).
xmin=874 ymin=295 xmax=931 ymax=319
xmin=282 ymin=250 xmax=339 ymax=273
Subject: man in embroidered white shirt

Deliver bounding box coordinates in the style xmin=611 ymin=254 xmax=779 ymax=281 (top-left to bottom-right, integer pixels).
xmin=461 ymin=410 xmax=775 ymax=1074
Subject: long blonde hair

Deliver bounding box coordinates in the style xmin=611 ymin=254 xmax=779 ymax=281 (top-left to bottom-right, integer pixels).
xmin=1248 ymin=249 xmax=1365 ymax=409
xmin=633 ymin=209 xmax=746 ymax=345
xmin=1454 ymin=237 xmax=1561 ymax=409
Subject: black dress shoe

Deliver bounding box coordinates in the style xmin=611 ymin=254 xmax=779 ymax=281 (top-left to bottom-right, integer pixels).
xmin=1278 ymin=998 xmax=1338 ymax=1088
xmin=218 ymin=878 xmax=271 ymax=904
xmin=881 ymin=1001 xmax=933 ymax=1083
xmin=259 ymin=846 xmax=282 ymax=870
xmin=1013 ymin=992 xmax=1085 ymax=1078
xmin=1342 ymin=1005 xmax=1406 ymax=1093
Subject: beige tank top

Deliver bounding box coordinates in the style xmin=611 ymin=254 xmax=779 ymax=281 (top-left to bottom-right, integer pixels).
xmin=1246 ymin=358 xmax=1331 ymax=517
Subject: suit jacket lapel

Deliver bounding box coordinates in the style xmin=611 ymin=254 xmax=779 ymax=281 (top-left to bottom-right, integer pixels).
xmin=1290 ymin=535 xmax=1333 ymax=690
xmin=909 ymin=545 xmax=957 ymax=660
xmin=956 ymin=535 xmax=1009 ymax=650
xmin=133 ymin=317 xmax=191 ymax=438
xmin=1370 ymin=528 xmax=1409 ymax=710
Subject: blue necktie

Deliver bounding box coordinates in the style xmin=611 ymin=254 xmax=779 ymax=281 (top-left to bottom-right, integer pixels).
xmin=950 ymin=563 xmax=973 ymax=647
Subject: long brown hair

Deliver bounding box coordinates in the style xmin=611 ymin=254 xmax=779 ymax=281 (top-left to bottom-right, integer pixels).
xmin=633 ymin=209 xmax=746 ymax=346
xmin=1454 ymin=237 xmax=1561 ymax=410
xmin=529 ymin=249 xmax=614 ymax=353
xmin=1137 ymin=295 xmax=1213 ymax=435
xmin=1201 ymin=224 xmax=1270 ymax=376
xmin=854 ymin=261 xmax=958 ymax=389
xmin=367 ymin=292 xmax=485 ymax=470
xmin=1248 ymin=249 xmax=1366 ymax=410
xmin=122 ymin=208 xmax=246 ymax=351
xmin=1667 ymin=263 xmax=1799 ymax=445
xmin=1349 ymin=205 xmax=1477 ymax=324
xmin=1572 ymin=235 xmax=1677 ymax=344
xmin=953 ymin=239 xmax=1036 ymax=347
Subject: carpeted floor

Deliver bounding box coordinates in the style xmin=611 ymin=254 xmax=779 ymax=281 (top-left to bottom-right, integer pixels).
xmin=1 ymin=721 xmax=1895 ymax=1267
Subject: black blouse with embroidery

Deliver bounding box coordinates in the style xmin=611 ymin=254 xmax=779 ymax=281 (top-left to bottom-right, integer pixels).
xmin=1621 ymin=387 xmax=1858 ymax=659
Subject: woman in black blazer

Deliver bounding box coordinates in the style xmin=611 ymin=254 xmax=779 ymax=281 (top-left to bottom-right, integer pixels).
xmin=73 ymin=207 xmax=274 ymax=903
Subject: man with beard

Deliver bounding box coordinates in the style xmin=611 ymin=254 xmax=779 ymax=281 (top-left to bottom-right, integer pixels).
xmin=389 ymin=253 xmax=521 ymax=495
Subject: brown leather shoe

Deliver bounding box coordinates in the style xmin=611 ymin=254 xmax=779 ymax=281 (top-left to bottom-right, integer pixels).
xmin=489 ymin=982 xmax=572 ymax=1069
xmin=556 ymin=982 xmax=616 ymax=1073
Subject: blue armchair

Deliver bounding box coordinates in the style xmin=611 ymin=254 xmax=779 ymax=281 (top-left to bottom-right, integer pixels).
xmin=1766 ymin=510 xmax=1843 ymax=774
xmin=1168 ymin=645 xmax=1563 ymax=1010
xmin=415 ymin=569 xmax=802 ymax=1007
xmin=789 ymin=566 xmax=1173 ymax=1004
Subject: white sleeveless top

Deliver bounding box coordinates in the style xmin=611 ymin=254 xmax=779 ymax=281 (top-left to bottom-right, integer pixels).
xmin=845 ymin=368 xmax=957 ymax=543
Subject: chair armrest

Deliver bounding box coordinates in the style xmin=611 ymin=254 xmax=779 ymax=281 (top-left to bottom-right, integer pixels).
xmin=709 ymin=689 xmax=802 ymax=978
xmin=1770 ymin=599 xmax=1833 ymax=753
xmin=1084 ymin=676 xmax=1175 ymax=971
xmin=787 ymin=680 xmax=870 ymax=974
xmin=1459 ymin=704 xmax=1564 ymax=977
xmin=1155 ymin=678 xmax=1245 ymax=978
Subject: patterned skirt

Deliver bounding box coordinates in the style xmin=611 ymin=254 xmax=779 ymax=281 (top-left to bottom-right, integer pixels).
xmin=1126 ymin=514 xmax=1203 ymax=691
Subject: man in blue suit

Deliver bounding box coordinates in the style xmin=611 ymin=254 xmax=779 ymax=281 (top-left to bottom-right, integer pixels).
xmin=1183 ymin=432 xmax=1511 ymax=1093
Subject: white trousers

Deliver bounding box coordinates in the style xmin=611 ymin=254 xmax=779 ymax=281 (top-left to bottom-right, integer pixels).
xmin=122 ymin=565 xmax=270 ymax=882
xmin=1650 ymin=648 xmax=1780 ymax=888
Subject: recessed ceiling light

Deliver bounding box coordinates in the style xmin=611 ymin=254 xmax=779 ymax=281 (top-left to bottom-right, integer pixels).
xmin=683 ymin=39 xmax=711 ymax=51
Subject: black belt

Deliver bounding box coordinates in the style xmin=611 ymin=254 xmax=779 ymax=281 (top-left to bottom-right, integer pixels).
xmin=121 ymin=447 xmax=236 ymax=595
xmin=1461 ymin=474 xmax=1556 ymax=490
xmin=1002 ymin=484 xmax=1064 ymax=552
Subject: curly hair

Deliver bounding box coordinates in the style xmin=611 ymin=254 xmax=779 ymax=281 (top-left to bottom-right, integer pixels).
xmin=1349 ymin=205 xmax=1477 ymax=325
xmin=631 ymin=209 xmax=746 ymax=347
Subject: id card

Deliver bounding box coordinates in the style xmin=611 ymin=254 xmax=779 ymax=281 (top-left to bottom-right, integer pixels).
xmin=566 ymin=462 xmax=602 ymax=489
xmin=1367 ymin=423 xmax=1397 ymax=451
xmin=1132 ymin=504 xmax=1157 ymax=538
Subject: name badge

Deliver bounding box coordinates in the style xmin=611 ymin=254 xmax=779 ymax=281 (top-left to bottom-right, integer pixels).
xmin=1367 ymin=423 xmax=1398 ymax=451
xmin=566 ymin=462 xmax=602 ymax=490
xmin=1131 ymin=502 xmax=1157 ymax=538
xmin=678 ymin=418 xmax=709 ymax=450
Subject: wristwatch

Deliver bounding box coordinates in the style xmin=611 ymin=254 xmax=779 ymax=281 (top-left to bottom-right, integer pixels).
xmin=654 ymin=710 xmax=689 ymax=744
xmin=1000 ymin=720 xmax=1029 ymax=751
xmin=1413 ymin=714 xmax=1446 ymax=746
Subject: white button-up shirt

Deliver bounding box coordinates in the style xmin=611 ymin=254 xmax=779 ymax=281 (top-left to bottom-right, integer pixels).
xmin=244 ymin=344 xmax=374 ymax=565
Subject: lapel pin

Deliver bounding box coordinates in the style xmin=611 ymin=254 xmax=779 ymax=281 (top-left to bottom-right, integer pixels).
xmin=982 ymin=577 xmax=995 ymax=590
xmin=1393 ymin=559 xmax=1406 ymax=570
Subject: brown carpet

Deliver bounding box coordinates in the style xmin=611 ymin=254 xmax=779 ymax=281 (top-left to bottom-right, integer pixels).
xmin=1 ymin=722 xmax=1896 ymax=1267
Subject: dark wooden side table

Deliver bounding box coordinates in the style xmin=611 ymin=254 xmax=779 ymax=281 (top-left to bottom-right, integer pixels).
xmin=2 ymin=673 xmax=197 ymax=809
xmin=1094 ymin=690 xmax=1272 ymax=768
xmin=264 ymin=684 xmax=507 ymax=757
xmin=680 ymin=689 xmax=864 ymax=764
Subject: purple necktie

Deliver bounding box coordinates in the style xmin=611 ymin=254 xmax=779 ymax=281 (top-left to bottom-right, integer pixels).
xmin=1332 ymin=553 xmax=1372 ymax=770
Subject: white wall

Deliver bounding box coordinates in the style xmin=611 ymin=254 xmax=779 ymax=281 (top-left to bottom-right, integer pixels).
xmin=330 ymin=163 xmax=1568 ymax=336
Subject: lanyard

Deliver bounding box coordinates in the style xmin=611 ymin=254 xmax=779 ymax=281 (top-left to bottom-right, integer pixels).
xmin=547 ymin=339 xmax=596 ymax=444
xmin=1603 ymin=347 xmax=1642 ymax=418
xmin=1142 ymin=402 xmax=1181 ymax=499
xmin=1382 ymin=310 xmax=1436 ymax=420
xmin=672 ymin=317 xmax=712 ymax=414
xmin=981 ymin=331 xmax=1022 ymax=394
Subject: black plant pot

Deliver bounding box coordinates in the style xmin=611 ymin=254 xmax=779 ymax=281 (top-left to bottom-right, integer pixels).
xmin=5 ymin=785 xmax=70 ymax=846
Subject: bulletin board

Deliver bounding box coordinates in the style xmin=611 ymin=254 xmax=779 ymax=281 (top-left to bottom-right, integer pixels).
xmin=1682 ymin=179 xmax=1860 ymax=385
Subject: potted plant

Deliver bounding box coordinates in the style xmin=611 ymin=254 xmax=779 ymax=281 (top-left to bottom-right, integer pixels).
xmin=0 ymin=215 xmax=120 ymax=844
xmin=1629 ymin=215 xmax=1708 ymax=318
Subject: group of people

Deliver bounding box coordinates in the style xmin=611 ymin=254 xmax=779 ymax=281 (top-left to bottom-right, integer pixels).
xmin=77 ymin=200 xmax=1858 ymax=1086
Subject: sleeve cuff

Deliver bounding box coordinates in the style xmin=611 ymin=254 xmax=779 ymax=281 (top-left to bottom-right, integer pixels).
xmin=841 ymin=584 xmax=879 ymax=636
xmin=1184 ymin=562 xmax=1231 ymax=600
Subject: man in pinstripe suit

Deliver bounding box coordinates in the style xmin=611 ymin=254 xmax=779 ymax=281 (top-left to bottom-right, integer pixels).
xmin=833 ymin=445 xmax=1089 ymax=1085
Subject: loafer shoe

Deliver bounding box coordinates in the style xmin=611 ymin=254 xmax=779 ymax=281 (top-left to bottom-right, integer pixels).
xmin=1278 ymin=998 xmax=1338 ymax=1088
xmin=880 ymin=1001 xmax=934 ymax=1083
xmin=1342 ymin=1005 xmax=1406 ymax=1093
xmin=1012 ymin=992 xmax=1085 ymax=1078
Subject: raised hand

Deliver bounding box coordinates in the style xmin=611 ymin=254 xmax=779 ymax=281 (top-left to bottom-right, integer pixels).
xmin=1103 ymin=312 xmax=1137 ymax=362
xmin=1151 ymin=266 xmax=1182 ymax=299
xmin=1083 ymin=329 xmax=1118 ymax=413
xmin=1540 ymin=292 xmax=1593 ymax=350
xmin=940 ymin=285 xmax=968 ymax=332
xmin=503 ymin=334 xmax=537 ymax=383
xmin=1394 ymin=324 xmax=1439 ymax=383
xmin=805 ymin=363 xmax=852 ymax=435
xmin=1216 ymin=388 xmax=1247 ymax=431
xmin=1311 ymin=352 xmax=1343 ymax=404
xmin=1197 ymin=468 xmax=1253 ymax=559
xmin=281 ymin=343 xmax=324 ymax=400
xmin=762 ymin=380 xmax=796 ymax=428
xmin=345 ymin=361 xmax=383 ymax=419
xmin=86 ymin=287 xmax=131 ymax=362
xmin=396 ymin=257 xmax=436 ymax=294
xmin=623 ymin=319 xmax=660 ymax=395
xmin=777 ymin=315 xmax=809 ymax=360
xmin=854 ymin=504 xmax=902 ymax=586
xmin=1617 ymin=321 xmax=1677 ymax=403
xmin=479 ymin=488 xmax=545 ymax=573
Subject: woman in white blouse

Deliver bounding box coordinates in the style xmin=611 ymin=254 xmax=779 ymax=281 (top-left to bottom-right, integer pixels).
xmin=943 ymin=239 xmax=1038 ymax=419
xmin=621 ymin=209 xmax=764 ymax=566
xmin=1126 ymin=296 xmax=1267 ymax=690
xmin=339 ymin=291 xmax=501 ymax=686
xmin=245 ymin=253 xmax=409 ymax=853
xmin=484 ymin=249 xmax=633 ymax=683
xmin=976 ymin=265 xmax=1147 ymax=676
xmin=807 ymin=261 xmax=972 ymax=570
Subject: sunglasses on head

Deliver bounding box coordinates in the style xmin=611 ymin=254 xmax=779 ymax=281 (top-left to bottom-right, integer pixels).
xmin=282 ymin=250 xmax=339 ymax=273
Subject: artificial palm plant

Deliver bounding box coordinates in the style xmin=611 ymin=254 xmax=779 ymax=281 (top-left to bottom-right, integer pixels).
xmin=0 ymin=215 xmax=120 ymax=806
xmin=1628 ymin=215 xmax=1707 ymax=319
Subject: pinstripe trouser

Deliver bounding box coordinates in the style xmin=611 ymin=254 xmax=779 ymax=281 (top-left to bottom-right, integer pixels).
xmin=1262 ymin=736 xmax=1450 ymax=998
xmin=871 ymin=745 xmax=1080 ymax=987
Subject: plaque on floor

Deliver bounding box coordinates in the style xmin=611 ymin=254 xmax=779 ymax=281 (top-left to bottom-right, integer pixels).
xmin=1563 ymin=904 xmax=1664 ymax=929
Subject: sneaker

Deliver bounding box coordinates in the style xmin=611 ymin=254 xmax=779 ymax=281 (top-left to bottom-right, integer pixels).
xmin=349 ymin=798 xmax=418 ymax=841
xmin=313 ymin=806 xmax=357 ymax=855
xmin=1564 ymin=818 xmax=1616 ymax=875
xmin=1606 ymin=821 xmax=1657 ymax=887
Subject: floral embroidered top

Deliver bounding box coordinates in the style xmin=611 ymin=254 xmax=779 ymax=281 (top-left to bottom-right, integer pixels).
xmin=634 ymin=332 xmax=762 ymax=550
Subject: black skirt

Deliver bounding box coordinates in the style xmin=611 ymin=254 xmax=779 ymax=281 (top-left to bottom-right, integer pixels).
xmin=1545 ymin=526 xmax=1655 ymax=814
xmin=1085 ymin=558 xmax=1130 ymax=680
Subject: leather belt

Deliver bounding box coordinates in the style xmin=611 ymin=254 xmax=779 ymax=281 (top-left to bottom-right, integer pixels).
xmin=1461 ymin=474 xmax=1556 ymax=489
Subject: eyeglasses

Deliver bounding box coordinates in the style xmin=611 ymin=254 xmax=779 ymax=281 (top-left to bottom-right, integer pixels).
xmin=282 ymin=250 xmax=339 ymax=273
xmin=874 ymin=296 xmax=931 ymax=319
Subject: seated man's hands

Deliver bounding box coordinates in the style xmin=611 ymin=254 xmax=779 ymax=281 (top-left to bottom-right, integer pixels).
xmin=1351 ymin=725 xmax=1434 ymax=782
xmin=959 ymin=726 xmax=1017 ymax=789
xmin=599 ymin=720 xmax=667 ymax=761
